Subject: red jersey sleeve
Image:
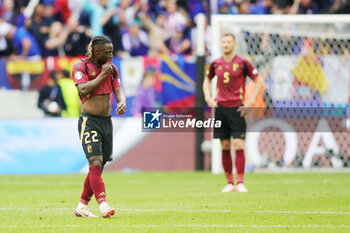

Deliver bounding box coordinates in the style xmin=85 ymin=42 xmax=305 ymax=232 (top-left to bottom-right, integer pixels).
xmin=112 ymin=64 xmax=121 ymax=88
xmin=243 ymin=59 xmax=259 ymax=80
xmin=72 ymin=60 xmax=90 ymax=85
xmin=206 ymin=60 xmax=216 ymax=80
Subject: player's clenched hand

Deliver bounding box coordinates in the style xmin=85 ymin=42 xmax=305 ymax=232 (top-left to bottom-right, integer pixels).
xmin=101 ymin=61 xmax=113 ymax=76
xmin=116 ymin=102 xmax=126 ymax=115
xmin=205 ymin=97 xmax=218 ymax=108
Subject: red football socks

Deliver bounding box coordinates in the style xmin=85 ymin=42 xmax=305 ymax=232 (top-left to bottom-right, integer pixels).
xmin=89 ymin=165 xmax=106 ymax=204
xmin=235 ymin=149 xmax=245 ymax=184
xmin=80 ymin=172 xmax=93 ymax=205
xmin=222 ymin=149 xmax=234 ymax=184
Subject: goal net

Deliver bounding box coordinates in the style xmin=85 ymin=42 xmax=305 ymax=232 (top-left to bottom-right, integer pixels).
xmin=210 ymin=15 xmax=350 ymax=173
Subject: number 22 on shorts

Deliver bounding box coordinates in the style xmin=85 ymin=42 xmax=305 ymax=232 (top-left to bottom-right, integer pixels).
xmin=84 ymin=130 xmax=98 ymax=144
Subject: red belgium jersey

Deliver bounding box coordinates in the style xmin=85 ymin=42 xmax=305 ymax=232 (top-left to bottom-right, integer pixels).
xmin=206 ymin=55 xmax=258 ymax=107
xmin=72 ymin=58 xmax=121 ymax=103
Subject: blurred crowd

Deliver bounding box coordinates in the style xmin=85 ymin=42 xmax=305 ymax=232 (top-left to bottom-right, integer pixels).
xmin=0 ymin=0 xmax=348 ymax=59
xmin=217 ymin=0 xmax=347 ymax=14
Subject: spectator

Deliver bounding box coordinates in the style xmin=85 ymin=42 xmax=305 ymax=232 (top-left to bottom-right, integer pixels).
xmin=0 ymin=20 xmax=41 ymax=59
xmin=82 ymin=0 xmax=119 ymax=37
xmin=43 ymin=21 xmax=70 ymax=57
xmin=300 ymin=0 xmax=319 ymax=14
xmin=289 ymin=0 xmax=319 ymax=14
xmin=102 ymin=0 xmax=145 ymax=38
xmin=138 ymin=11 xmax=170 ymax=56
xmin=233 ymin=0 xmax=252 ymax=14
xmin=26 ymin=3 xmax=52 ymax=56
xmin=0 ymin=36 xmax=12 ymax=56
xmin=163 ymin=24 xmax=191 ymax=55
xmin=0 ymin=18 xmax=13 ymax=56
xmin=2 ymin=0 xmax=25 ymax=27
xmin=147 ymin=0 xmax=167 ymax=20
xmin=41 ymin=1 xmax=55 ymax=15
xmin=176 ymin=0 xmax=189 ymax=12
xmin=122 ymin=0 xmax=139 ymax=24
xmin=100 ymin=5 xmax=124 ymax=55
xmin=64 ymin=16 xmax=91 ymax=57
xmin=42 ymin=0 xmax=56 ymax=6
xmin=1 ymin=0 xmax=15 ymax=23
xmin=188 ymin=0 xmax=210 ymax=20
xmin=217 ymin=0 xmax=235 ymax=14
xmin=57 ymin=69 xmax=81 ymax=117
xmin=53 ymin=0 xmax=71 ymax=23
xmin=139 ymin=0 xmax=150 ymax=16
xmin=164 ymin=0 xmax=190 ymax=37
xmin=67 ymin=0 xmax=86 ymax=18
xmin=122 ymin=21 xmax=149 ymax=56
xmin=38 ymin=70 xmax=67 ymax=117
xmin=115 ymin=7 xmax=128 ymax=35
xmin=328 ymin=0 xmax=343 ymax=13
xmin=272 ymin=0 xmax=290 ymax=14
xmin=250 ymin=0 xmax=275 ymax=14
xmin=133 ymin=67 xmax=157 ymax=116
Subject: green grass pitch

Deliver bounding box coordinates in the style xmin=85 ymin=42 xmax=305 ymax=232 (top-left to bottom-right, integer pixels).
xmin=0 ymin=172 xmax=349 ymax=233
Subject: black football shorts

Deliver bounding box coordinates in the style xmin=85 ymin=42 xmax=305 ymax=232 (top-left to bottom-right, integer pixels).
xmin=78 ymin=112 xmax=113 ymax=163
xmin=214 ymin=105 xmax=246 ymax=140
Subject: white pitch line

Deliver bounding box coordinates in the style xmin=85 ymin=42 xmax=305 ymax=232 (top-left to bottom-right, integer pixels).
xmin=117 ymin=209 xmax=350 ymax=215
xmin=0 ymin=207 xmax=349 ymax=215
xmin=118 ymin=208 xmax=234 ymax=213
xmin=254 ymin=210 xmax=350 ymax=215
xmin=1 ymin=224 xmax=350 ymax=228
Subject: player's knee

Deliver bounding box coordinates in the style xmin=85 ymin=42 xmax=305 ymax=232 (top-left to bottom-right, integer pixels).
xmin=233 ymin=140 xmax=245 ymax=150
xmin=88 ymin=156 xmax=103 ymax=167
xmin=221 ymin=140 xmax=231 ymax=150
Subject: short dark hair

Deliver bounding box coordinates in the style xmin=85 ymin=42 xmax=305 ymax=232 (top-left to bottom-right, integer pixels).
xmin=86 ymin=36 xmax=112 ymax=57
xmin=222 ymin=33 xmax=236 ymax=41
xmin=49 ymin=70 xmax=57 ymax=80
xmin=62 ymin=69 xmax=70 ymax=78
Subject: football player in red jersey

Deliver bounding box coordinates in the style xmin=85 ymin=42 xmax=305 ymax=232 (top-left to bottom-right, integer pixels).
xmin=203 ymin=33 xmax=264 ymax=192
xmin=72 ymin=36 xmax=126 ymax=217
